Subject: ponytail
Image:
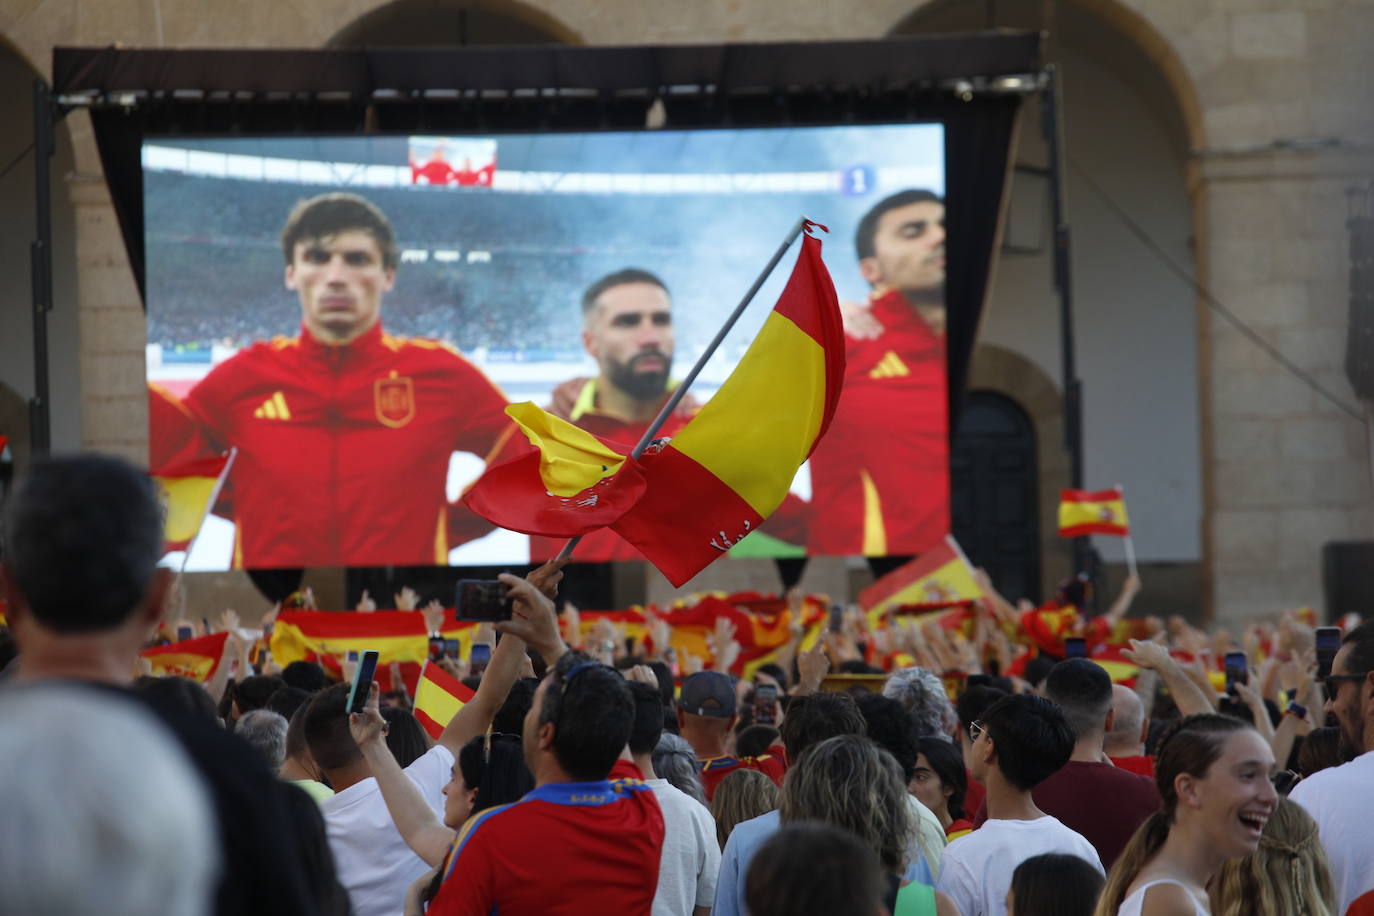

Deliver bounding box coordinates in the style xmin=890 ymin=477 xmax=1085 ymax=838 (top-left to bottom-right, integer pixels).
xmin=1093 ymin=810 xmax=1171 ymax=916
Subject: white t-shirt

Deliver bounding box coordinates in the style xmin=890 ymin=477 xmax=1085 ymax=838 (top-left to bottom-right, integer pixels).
xmin=1116 ymin=879 xmax=1208 ymax=916
xmin=321 ymin=743 xmax=454 ymax=916
xmin=936 ymin=815 xmax=1103 ymax=916
xmin=1289 ymin=749 xmax=1374 ymax=915
xmin=647 ymin=777 xmax=721 ymax=916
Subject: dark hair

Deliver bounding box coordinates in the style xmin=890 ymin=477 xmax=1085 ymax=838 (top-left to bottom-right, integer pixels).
xmin=235 ymin=675 xmax=287 ymax=716
xmin=915 ymin=735 xmax=968 ymax=820
xmin=981 ymin=694 xmax=1074 ymax=791
xmin=281 ymin=661 xmax=328 ymax=694
xmin=854 ymin=189 xmax=943 ymax=260
xmin=755 ymin=663 xmax=789 ymax=691
xmin=536 ymin=651 xmax=634 ymax=781
xmin=1024 ymin=654 xmax=1057 ymax=688
xmin=278 ymin=782 xmax=352 ymax=916
xmin=457 ymin=733 xmax=534 ymax=813
xmin=134 ymin=675 xmax=220 ymax=724
xmin=1096 ymin=714 xmax=1254 ymax=915
xmin=648 ymin=661 xmax=676 ymax=710
xmin=492 ymin=677 xmax=539 ymax=736
xmin=285 ymin=698 xmax=312 ymax=760
xmin=778 ymin=692 xmax=866 ymax=763
xmin=302 ymin=684 xmax=361 ymax=771
xmin=1295 ymin=726 xmax=1348 ymax=778
xmin=1342 ymin=618 xmax=1374 ymax=679
xmin=956 ymin=684 xmax=1008 ymax=731
xmin=0 ymin=454 xmax=163 ymax=634
xmin=580 ymin=268 xmax=669 ymax=318
xmin=628 ymin=680 xmax=666 ymax=756
xmin=280 ymin=193 xmax=397 ymax=269
xmin=745 ymin=822 xmax=886 ymax=916
xmin=854 ymin=692 xmax=919 ymax=783
xmin=265 ymin=686 xmax=312 ymax=722
xmin=1045 ymin=659 xmax=1114 ymax=741
xmin=381 ymin=707 xmax=429 ymax=768
xmin=1012 ymin=853 xmax=1105 ymax=916
xmin=736 ymin=724 xmax=781 ymax=760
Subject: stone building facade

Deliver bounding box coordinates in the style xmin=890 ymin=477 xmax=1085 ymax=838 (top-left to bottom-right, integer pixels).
xmin=0 ymin=0 xmax=1370 ymax=623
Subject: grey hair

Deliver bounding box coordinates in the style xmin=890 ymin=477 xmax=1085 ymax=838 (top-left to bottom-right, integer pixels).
xmin=881 ymin=666 xmax=958 ymax=741
xmin=0 ymin=684 xmax=219 ymax=916
xmin=652 ymin=732 xmax=709 ymax=807
xmin=1105 ymin=684 xmax=1145 ymax=752
xmin=236 ymin=708 xmax=289 ymax=772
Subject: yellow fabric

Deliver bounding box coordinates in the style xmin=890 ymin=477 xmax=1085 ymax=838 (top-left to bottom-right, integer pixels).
xmin=865 ymin=557 xmax=983 ymax=621
xmin=506 ymin=401 xmax=628 ymax=497
xmin=1059 ymin=497 xmax=1129 ymax=531
xmin=860 ymin=469 xmax=887 ymax=556
xmin=672 ymin=311 xmax=826 ymax=514
xmin=414 ymin=662 xmax=467 ymax=727
xmin=158 ymin=474 xmax=218 ymax=545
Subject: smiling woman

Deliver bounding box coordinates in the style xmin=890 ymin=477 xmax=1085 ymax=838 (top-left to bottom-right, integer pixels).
xmin=1094 ymin=714 xmax=1278 ymax=916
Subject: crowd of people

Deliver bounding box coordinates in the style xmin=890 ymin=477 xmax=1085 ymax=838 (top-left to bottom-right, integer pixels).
xmin=2 ymin=453 xmax=1371 ymax=916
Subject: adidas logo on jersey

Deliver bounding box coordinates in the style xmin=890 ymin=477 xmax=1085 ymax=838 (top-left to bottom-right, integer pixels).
xmin=254 ymin=391 xmax=293 ymax=420
xmin=869 ymin=351 xmax=910 ymax=379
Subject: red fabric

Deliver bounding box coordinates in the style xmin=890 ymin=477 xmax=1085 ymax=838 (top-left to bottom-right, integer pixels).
xmin=698 ymin=753 xmax=787 ymax=801
xmin=962 ymin=768 xmax=986 ymax=820
xmin=428 ymin=780 xmax=664 ymax=916
xmin=609 ymin=758 xmax=647 ymax=780
xmin=807 ymin=289 xmax=948 ymax=555
xmin=462 ymin=447 xmax=648 ymax=538
xmin=946 ymin=817 xmax=974 ymax=838
xmin=169 ymin=322 xmax=510 ymax=567
xmin=1109 ymin=755 xmax=1155 ymax=778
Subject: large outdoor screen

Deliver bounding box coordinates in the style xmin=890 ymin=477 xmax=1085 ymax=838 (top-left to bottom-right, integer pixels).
xmin=144 ymin=124 xmax=949 ymax=571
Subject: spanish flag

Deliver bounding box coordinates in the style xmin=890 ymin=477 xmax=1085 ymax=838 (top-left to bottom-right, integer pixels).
xmin=857 ymin=536 xmax=984 ymax=622
xmin=140 ymin=631 xmax=229 ymax=683
xmin=413 ymin=660 xmax=476 ymax=739
xmin=1058 ymin=488 xmax=1130 ymax=538
xmin=152 ymin=454 xmax=232 ymax=551
xmin=269 ymin=609 xmax=481 ymax=668
xmin=611 ymin=227 xmax=845 ymax=586
xmin=463 ymin=402 xmax=648 ymax=537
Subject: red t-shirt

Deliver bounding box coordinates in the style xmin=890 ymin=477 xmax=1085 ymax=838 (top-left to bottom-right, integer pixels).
xmin=428 ymin=779 xmax=664 ymax=916
xmin=172 ymin=322 xmax=511 ymax=568
xmin=1109 ymin=755 xmax=1155 ymax=778
xmin=807 ymin=289 xmax=948 ymax=556
xmin=698 ymin=753 xmax=787 ymax=801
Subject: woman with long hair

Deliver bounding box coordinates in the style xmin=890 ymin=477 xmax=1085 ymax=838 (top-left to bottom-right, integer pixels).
xmin=712 ymin=767 xmax=780 ymax=850
xmin=1208 ymin=797 xmax=1335 ymax=916
xmin=1094 ymin=714 xmax=1278 ymax=916
xmin=780 ymin=734 xmax=958 ymax=916
xmin=911 ymin=736 xmax=972 ymax=840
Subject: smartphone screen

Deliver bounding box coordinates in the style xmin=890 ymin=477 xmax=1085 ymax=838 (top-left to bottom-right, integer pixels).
xmin=470 ymin=642 xmax=492 ymax=677
xmin=1224 ymin=651 xmax=1248 ymax=692
xmin=175 ymin=624 xmax=194 ymax=642
xmin=754 ymin=684 xmax=778 ymax=725
xmin=346 ymin=649 xmax=380 ymax=714
xmin=428 ymin=635 xmax=446 ymax=661
xmin=443 ymin=638 xmax=461 ymax=659
xmin=1065 ymin=637 xmax=1087 ymax=659
xmin=1316 ymin=627 xmax=1341 ymax=679
xmin=346 ymin=649 xmax=360 ymax=663
xmin=455 ymin=579 xmax=513 ymax=622
xmin=828 ymin=603 xmax=844 ymax=633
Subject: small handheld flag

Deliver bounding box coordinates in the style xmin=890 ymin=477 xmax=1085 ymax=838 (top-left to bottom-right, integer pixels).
xmin=1058 ymin=488 xmax=1130 ymax=538
xmin=413 ymin=660 xmax=476 ymax=739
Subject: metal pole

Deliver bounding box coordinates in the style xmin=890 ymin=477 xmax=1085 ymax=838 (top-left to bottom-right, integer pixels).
xmin=29 ymin=79 xmax=54 ymax=457
xmin=1042 ymin=65 xmax=1094 ymax=605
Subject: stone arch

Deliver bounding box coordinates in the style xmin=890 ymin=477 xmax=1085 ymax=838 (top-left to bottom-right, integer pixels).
xmin=967 ymin=342 xmax=1071 ymax=595
xmin=328 ymin=0 xmax=581 ymax=48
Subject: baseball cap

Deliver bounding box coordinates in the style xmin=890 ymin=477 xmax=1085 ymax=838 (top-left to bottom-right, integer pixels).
xmin=679 ymin=671 xmax=736 ymax=718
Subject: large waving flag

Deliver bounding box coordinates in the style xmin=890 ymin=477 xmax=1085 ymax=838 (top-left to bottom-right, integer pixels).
xmin=858 ymin=535 xmax=984 ymax=622
xmin=413 ymin=660 xmax=476 ymax=739
xmin=1058 ymin=488 xmax=1130 ymax=538
xmin=611 ymin=228 xmax=844 ymax=585
xmin=269 ymin=609 xmax=483 ymax=668
xmin=463 ymin=402 xmax=647 ymax=537
xmin=140 ymin=631 xmax=230 ymax=682
xmin=153 ymin=451 xmax=234 ymax=552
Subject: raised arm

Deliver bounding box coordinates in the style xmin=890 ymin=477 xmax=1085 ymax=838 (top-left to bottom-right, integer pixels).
xmin=437 ymin=619 xmax=528 ymax=758
xmin=1121 ymin=638 xmax=1215 ymax=717
xmin=1103 ymin=573 xmax=1143 ymax=625
xmin=351 ymin=682 xmax=454 ymax=866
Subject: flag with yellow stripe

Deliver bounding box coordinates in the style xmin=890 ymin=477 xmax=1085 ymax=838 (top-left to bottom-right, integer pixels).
xmin=1058 ymin=488 xmax=1130 ymax=538
xmin=857 ymin=536 xmax=984 ymax=622
xmin=611 ymin=227 xmax=845 ymax=586
xmin=140 ymin=631 xmax=229 ymax=682
xmin=413 ymin=660 xmax=476 ymax=739
xmin=269 ymin=609 xmax=482 ymax=668
xmin=152 ymin=455 xmax=231 ymax=551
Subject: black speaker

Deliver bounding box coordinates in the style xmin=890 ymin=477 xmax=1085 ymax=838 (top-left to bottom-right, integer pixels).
xmin=1322 ymin=541 xmax=1374 ymax=623
xmin=1346 ymin=211 xmax=1374 ymax=399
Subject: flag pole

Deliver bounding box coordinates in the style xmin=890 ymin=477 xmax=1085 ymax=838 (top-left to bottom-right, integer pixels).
xmin=556 ymin=216 xmax=812 ymax=561
xmin=179 ymin=447 xmax=238 ymax=576
xmin=1116 ymin=482 xmax=1139 ymax=580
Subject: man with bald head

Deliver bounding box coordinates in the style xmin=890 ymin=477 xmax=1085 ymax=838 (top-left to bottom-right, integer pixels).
xmin=1104 ymin=684 xmax=1153 ymax=777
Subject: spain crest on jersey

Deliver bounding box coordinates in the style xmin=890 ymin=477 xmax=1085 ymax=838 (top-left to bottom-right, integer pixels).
xmin=375 ymin=374 xmax=415 ymax=428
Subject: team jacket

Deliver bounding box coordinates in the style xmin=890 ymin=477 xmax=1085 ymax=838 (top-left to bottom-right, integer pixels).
xmin=176 ymin=322 xmax=510 ymax=568
xmin=807 ymin=288 xmax=949 ymax=556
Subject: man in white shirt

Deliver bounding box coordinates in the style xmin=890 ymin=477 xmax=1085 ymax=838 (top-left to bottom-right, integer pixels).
xmin=624 ymin=678 xmax=720 ymax=915
xmin=1290 ymin=619 xmax=1374 ymax=915
xmin=937 ymin=694 xmax=1103 ymax=916
xmin=302 ymin=566 xmax=561 ymax=916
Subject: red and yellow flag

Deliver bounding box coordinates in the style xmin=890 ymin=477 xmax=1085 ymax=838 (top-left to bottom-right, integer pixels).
xmin=858 ymin=536 xmax=983 ymax=622
xmin=269 ymin=610 xmax=482 ymax=669
xmin=140 ymin=631 xmax=229 ymax=682
xmin=413 ymin=660 xmax=476 ymax=739
xmin=153 ymin=455 xmax=230 ymax=551
xmin=1058 ymin=488 xmax=1130 ymax=538
xmin=463 ymin=402 xmax=647 ymax=537
xmin=611 ymin=227 xmax=845 ymax=586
